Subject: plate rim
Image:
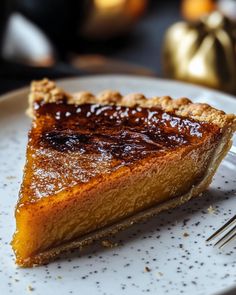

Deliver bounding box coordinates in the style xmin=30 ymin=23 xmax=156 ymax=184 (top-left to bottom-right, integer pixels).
xmin=1 ymin=74 xmax=236 ymax=295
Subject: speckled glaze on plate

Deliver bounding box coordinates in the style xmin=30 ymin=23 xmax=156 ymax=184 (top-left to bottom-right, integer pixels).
xmin=0 ymin=75 xmax=236 ymax=295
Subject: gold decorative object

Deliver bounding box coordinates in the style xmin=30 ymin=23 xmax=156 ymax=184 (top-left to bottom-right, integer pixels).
xmin=163 ymin=12 xmax=236 ymax=94
xmin=81 ymin=0 xmax=148 ymax=39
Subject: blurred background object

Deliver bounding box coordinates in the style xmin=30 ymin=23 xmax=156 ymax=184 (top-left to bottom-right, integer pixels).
xmin=70 ymin=54 xmax=154 ymax=76
xmin=81 ymin=0 xmax=148 ymax=39
xmin=2 ymin=13 xmax=55 ymax=67
xmin=163 ymin=11 xmax=236 ymax=94
xmin=0 ymin=0 xmax=236 ymax=95
xmin=181 ymin=0 xmax=216 ymax=21
xmin=13 ymin=0 xmax=90 ymax=57
xmin=5 ymin=0 xmax=147 ymax=61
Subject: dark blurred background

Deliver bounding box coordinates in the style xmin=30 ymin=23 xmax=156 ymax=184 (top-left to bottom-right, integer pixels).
xmin=0 ymin=0 xmax=235 ymax=95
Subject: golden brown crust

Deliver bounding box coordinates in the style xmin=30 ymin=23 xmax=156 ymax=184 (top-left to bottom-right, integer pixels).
xmin=28 ymin=78 xmax=236 ymax=130
xmin=16 ymin=78 xmax=235 ymax=267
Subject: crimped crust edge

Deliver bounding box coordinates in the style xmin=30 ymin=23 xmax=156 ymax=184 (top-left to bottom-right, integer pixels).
xmin=28 ymin=78 xmax=236 ymax=130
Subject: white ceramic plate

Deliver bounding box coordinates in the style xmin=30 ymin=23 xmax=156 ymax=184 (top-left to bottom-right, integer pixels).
xmin=0 ymin=75 xmax=236 ymax=295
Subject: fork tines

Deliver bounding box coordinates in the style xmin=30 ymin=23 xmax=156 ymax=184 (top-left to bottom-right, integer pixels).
xmin=206 ymin=214 xmax=236 ymax=249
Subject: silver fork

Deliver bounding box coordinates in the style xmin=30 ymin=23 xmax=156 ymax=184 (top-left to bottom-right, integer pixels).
xmin=206 ymin=214 xmax=236 ymax=249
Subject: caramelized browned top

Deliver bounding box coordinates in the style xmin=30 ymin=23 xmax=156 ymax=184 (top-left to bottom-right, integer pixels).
xmin=36 ymin=101 xmax=221 ymax=158
xmin=22 ymin=100 xmax=222 ymax=201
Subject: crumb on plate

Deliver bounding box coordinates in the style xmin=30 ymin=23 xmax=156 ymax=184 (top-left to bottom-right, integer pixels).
xmin=207 ymin=205 xmax=216 ymax=214
xmin=145 ymin=266 xmax=151 ymax=272
xmin=101 ymin=240 xmax=119 ymax=248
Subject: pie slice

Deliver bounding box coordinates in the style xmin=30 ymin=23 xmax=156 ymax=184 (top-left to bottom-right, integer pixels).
xmin=12 ymin=79 xmax=236 ymax=267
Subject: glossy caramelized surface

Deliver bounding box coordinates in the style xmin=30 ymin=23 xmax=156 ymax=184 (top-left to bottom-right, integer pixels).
xmin=21 ymin=100 xmax=221 ymax=202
